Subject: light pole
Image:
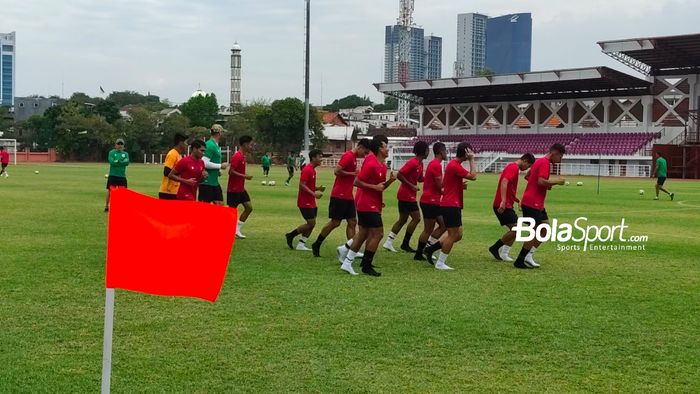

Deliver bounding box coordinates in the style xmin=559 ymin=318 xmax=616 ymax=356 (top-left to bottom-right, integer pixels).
xmin=303 ymin=0 xmax=311 ymax=153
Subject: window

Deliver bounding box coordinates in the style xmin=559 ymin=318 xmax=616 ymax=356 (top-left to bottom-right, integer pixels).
xmin=1 ymin=45 xmax=13 ymax=52
xmin=19 ymin=102 xmax=24 ymax=108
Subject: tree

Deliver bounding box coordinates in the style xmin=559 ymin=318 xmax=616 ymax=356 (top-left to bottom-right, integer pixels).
xmin=374 ymin=96 xmax=399 ymax=112
xmin=323 ymin=94 xmax=373 ymax=112
xmin=257 ymin=97 xmax=324 ymax=152
xmin=125 ymin=107 xmax=159 ymax=156
xmin=180 ymin=93 xmax=219 ymax=128
xmin=158 ymin=113 xmax=190 ymax=150
xmin=108 ymin=91 xmax=166 ymax=111
xmin=55 ymin=102 xmax=116 ymax=161
xmin=477 ymin=68 xmax=495 ymax=77
xmin=94 ymin=100 xmax=121 ymax=124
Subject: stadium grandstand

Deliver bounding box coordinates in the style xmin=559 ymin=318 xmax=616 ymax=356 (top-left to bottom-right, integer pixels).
xmin=375 ymin=33 xmax=700 ymax=179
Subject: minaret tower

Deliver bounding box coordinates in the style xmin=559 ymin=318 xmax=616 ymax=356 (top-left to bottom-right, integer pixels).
xmin=230 ymin=42 xmax=242 ymax=109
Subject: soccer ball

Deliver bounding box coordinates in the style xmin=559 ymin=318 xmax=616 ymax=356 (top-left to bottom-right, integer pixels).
xmin=577 ymin=182 xmax=584 ymax=187
xmin=34 ymin=171 xmax=39 ymax=174
xmin=269 ymin=181 xmax=276 ymax=186
xmin=639 ymin=189 xmax=645 ymax=196
xmin=104 ymin=174 xmax=109 ymax=178
xmin=261 ymin=181 xmax=267 ymax=186
xmin=565 ymin=181 xmax=571 ymax=186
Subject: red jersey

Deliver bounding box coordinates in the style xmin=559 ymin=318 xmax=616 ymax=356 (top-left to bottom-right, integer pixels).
xmin=420 ymin=159 xmax=443 ymax=205
xmin=521 ymin=157 xmax=551 ymax=210
xmin=0 ymin=150 xmax=9 ymax=164
xmin=493 ymin=162 xmax=520 ymax=209
xmin=356 ymin=153 xmax=387 ymax=213
xmin=174 ymin=156 xmax=205 ymax=201
xmin=440 ymin=160 xmax=470 ymax=208
xmin=227 ymin=151 xmax=246 ymax=193
xmin=396 ymin=157 xmax=423 ymax=202
xmin=331 ymin=150 xmax=357 ymax=200
xmin=297 ymin=165 xmax=318 ymax=209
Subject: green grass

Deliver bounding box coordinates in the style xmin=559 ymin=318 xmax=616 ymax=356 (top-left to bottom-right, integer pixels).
xmin=1 ymin=163 xmax=699 ymax=393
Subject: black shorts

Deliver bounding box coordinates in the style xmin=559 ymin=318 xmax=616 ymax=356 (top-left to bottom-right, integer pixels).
xmin=1 ymin=163 xmax=7 ymax=169
xmin=159 ymin=193 xmax=177 ymax=200
xmin=227 ymin=191 xmax=251 ymax=207
xmin=398 ymin=201 xmax=420 ymax=214
xmin=357 ymin=211 xmax=383 ymax=228
xmin=299 ymin=207 xmax=318 ymax=220
xmin=493 ymin=207 xmax=519 ymax=227
xmin=263 ymin=166 xmax=270 ymax=173
xmin=329 ymin=197 xmax=356 ymax=221
xmin=199 ymin=185 xmax=224 ymax=203
xmin=420 ymin=202 xmax=441 ymax=220
xmin=440 ymin=207 xmax=462 ymax=228
xmin=521 ymin=206 xmax=549 ymax=225
xmin=106 ymin=176 xmax=127 ymax=190
xmin=657 ymin=177 xmax=667 ymax=186
xmin=287 ymin=166 xmax=295 ymax=174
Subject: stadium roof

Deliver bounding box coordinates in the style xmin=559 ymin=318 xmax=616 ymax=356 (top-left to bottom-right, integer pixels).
xmin=598 ymin=33 xmax=700 ymax=76
xmin=374 ymin=67 xmax=651 ymax=106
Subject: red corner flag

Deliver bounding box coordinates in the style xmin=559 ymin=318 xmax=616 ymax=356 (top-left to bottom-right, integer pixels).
xmin=105 ymin=188 xmax=237 ymax=302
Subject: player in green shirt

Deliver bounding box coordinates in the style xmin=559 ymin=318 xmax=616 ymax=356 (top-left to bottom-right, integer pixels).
xmin=200 ymin=124 xmax=230 ymax=205
xmin=285 ymin=151 xmax=296 ymax=186
xmin=653 ymin=152 xmax=674 ymax=201
xmin=299 ymin=153 xmax=307 ymax=171
xmin=105 ymin=138 xmax=130 ymax=212
xmin=261 ymin=152 xmax=272 ymax=180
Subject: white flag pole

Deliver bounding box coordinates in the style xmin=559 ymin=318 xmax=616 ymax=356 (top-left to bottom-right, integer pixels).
xmin=101 ymin=288 xmax=116 ymax=394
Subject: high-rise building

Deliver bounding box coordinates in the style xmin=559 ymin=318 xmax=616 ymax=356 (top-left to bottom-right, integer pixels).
xmin=486 ymin=13 xmax=532 ymax=75
xmin=454 ymin=13 xmax=532 ymax=77
xmin=0 ymin=32 xmax=16 ymax=107
xmin=454 ymin=13 xmax=488 ymax=77
xmin=385 ymin=25 xmax=426 ymax=83
xmin=424 ymin=35 xmax=442 ymax=80
xmin=230 ymin=43 xmax=242 ymax=109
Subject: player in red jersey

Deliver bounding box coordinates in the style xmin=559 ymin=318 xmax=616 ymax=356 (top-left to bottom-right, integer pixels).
xmin=227 ymin=136 xmax=255 ymax=239
xmin=311 ymin=139 xmax=371 ymax=258
xmin=514 ymin=144 xmax=567 ymax=269
xmin=340 ymin=135 xmax=396 ymax=277
xmin=414 ymin=142 xmax=448 ymax=262
xmin=423 ymin=142 xmax=477 ymax=270
xmin=168 ymin=140 xmax=208 ymax=201
xmin=488 ymin=154 xmax=536 ymax=262
xmin=383 ymin=141 xmax=429 ymax=254
xmin=286 ymin=149 xmax=326 ymax=251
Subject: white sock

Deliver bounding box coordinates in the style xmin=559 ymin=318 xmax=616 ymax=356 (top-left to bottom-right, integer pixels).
xmin=344 ymin=250 xmax=357 ymax=264
xmin=388 ymin=232 xmax=397 ymax=240
xmin=437 ymin=252 xmax=449 ymax=266
xmin=237 ymin=220 xmax=245 ymax=231
xmin=428 ymin=236 xmax=438 ymax=245
xmin=502 ymin=245 xmax=511 ymax=255
xmin=299 ymin=236 xmax=308 ymax=244
xmin=528 ymin=247 xmax=537 ymax=256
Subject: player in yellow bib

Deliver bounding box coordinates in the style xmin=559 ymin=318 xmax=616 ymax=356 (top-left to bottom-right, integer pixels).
xmin=159 ymin=133 xmax=189 ymax=200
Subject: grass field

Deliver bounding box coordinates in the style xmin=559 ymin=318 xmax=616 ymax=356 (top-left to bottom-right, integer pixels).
xmin=1 ymin=163 xmax=699 ymax=393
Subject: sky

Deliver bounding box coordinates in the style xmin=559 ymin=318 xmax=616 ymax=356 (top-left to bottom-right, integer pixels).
xmin=3 ymin=0 xmax=700 ymax=106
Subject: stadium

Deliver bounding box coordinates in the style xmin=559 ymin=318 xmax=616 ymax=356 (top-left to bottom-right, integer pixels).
xmin=2 ymin=20 xmax=700 ymax=394
xmin=379 ymin=33 xmax=700 ymax=179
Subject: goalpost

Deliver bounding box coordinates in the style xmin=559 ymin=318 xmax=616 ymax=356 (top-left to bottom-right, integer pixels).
xmin=0 ymin=139 xmax=17 ymax=165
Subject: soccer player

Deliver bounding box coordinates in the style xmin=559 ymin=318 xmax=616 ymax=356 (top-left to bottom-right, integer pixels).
xmin=423 ymin=142 xmax=477 ymax=271
xmin=104 ymin=138 xmax=130 ymax=212
xmin=168 ymin=140 xmax=207 ymax=201
xmin=311 ymin=138 xmax=371 ymax=258
xmin=261 ymin=152 xmax=272 ymax=180
xmin=228 ymin=136 xmax=255 ymax=239
xmin=0 ymin=146 xmax=9 ymax=177
xmin=653 ymin=151 xmax=674 ymax=201
xmin=299 ymin=153 xmax=307 ymax=171
xmin=285 ymin=151 xmax=296 ymax=186
xmin=200 ymin=124 xmax=230 ymax=205
xmin=513 ymin=144 xmax=567 ymax=269
xmin=340 ymin=135 xmax=397 ymax=277
xmin=414 ymin=142 xmax=448 ymax=261
xmin=159 ymin=133 xmax=189 ymax=200
xmin=286 ymin=149 xmax=325 ymax=251
xmin=383 ymin=141 xmax=429 ymax=253
xmin=488 ymin=153 xmax=536 ymax=262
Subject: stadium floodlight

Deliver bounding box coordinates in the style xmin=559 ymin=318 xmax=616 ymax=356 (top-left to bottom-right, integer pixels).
xmin=0 ymin=139 xmax=17 ymax=165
